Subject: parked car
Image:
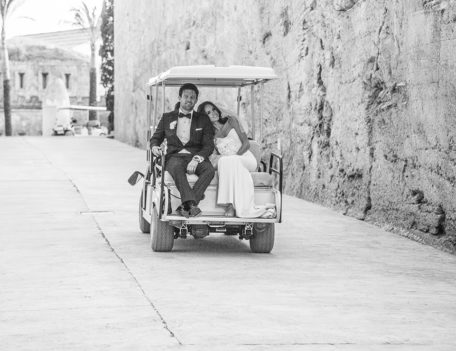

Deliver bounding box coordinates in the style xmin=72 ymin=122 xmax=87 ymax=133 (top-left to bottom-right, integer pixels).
xmin=129 ymin=65 xmax=283 ymax=253
xmin=52 ymin=118 xmax=77 ymax=136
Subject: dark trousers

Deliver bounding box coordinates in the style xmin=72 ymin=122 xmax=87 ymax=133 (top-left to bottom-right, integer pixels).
xmin=165 ymin=154 xmax=215 ymax=205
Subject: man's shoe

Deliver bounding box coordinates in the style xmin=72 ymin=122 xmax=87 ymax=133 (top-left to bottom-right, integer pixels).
xmin=176 ymin=205 xmax=189 ymax=218
xmin=188 ymin=204 xmax=202 ymax=217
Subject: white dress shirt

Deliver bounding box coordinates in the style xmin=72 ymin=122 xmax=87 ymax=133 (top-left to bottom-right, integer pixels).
xmin=176 ymin=109 xmax=192 ymax=153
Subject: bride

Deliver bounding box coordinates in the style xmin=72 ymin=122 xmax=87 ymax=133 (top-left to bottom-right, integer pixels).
xmin=196 ymin=101 xmax=274 ymax=218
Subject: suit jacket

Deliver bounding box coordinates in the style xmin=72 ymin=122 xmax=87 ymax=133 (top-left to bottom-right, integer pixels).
xmin=150 ymin=110 xmax=215 ymax=160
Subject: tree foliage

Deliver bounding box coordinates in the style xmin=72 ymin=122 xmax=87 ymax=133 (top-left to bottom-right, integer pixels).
xmin=0 ymin=0 xmax=26 ymax=21
xmin=71 ymin=2 xmax=98 ymax=46
xmin=99 ymin=0 xmax=114 ymax=130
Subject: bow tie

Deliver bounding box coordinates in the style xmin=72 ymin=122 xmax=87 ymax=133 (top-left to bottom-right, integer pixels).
xmin=178 ymin=112 xmax=191 ymax=119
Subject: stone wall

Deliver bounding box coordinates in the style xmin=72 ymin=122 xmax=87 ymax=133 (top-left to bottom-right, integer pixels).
xmin=0 ymin=109 xmax=42 ymax=136
xmin=0 ymin=109 xmax=110 ymax=136
xmin=115 ymin=0 xmax=456 ymax=251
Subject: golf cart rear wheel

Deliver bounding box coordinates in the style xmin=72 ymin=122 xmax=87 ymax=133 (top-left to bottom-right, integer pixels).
xmin=151 ymin=206 xmax=174 ymax=252
xmin=250 ymin=223 xmax=275 ymax=253
xmin=139 ymin=192 xmax=150 ymax=233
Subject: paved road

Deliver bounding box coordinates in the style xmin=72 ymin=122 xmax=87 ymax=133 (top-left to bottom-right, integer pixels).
xmin=1 ymin=137 xmax=456 ymax=351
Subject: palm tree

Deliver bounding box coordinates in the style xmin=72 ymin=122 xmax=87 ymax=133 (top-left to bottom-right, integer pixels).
xmin=1 ymin=0 xmax=25 ymax=136
xmin=72 ymin=1 xmax=99 ymax=122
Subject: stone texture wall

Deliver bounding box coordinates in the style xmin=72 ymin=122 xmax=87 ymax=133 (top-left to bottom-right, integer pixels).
xmin=0 ymin=110 xmax=42 ymax=136
xmin=115 ymin=0 xmax=456 ymax=251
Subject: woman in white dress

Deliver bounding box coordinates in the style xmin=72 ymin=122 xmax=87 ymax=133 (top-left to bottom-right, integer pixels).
xmin=197 ymin=101 xmax=274 ymax=218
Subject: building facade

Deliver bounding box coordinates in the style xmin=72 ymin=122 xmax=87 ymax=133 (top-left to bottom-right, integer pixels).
xmin=1 ymin=31 xmax=105 ymax=135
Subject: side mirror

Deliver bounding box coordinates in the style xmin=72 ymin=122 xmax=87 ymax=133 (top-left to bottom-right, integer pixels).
xmin=128 ymin=171 xmax=144 ymax=186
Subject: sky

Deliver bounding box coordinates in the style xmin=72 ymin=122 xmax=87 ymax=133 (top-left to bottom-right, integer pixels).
xmin=6 ymin=0 xmax=103 ymax=38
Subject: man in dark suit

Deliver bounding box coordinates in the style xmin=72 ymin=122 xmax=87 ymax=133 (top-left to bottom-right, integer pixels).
xmin=150 ymin=83 xmax=215 ymax=217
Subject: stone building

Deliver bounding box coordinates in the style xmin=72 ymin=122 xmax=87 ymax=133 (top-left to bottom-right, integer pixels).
xmin=114 ymin=0 xmax=456 ymax=252
xmin=1 ymin=29 xmax=103 ymax=135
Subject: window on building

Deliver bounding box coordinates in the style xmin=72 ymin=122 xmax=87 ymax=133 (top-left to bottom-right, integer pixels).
xmin=19 ymin=73 xmax=25 ymax=89
xmin=65 ymin=73 xmax=71 ymax=89
xmin=42 ymin=72 xmax=48 ymax=89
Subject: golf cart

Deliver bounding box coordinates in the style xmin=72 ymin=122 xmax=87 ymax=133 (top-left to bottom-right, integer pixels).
xmin=129 ymin=65 xmax=283 ymax=253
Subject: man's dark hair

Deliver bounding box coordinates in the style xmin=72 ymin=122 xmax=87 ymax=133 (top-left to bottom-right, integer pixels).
xmin=179 ymin=83 xmax=199 ymax=98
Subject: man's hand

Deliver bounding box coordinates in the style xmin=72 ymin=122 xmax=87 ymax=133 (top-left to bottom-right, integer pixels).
xmin=187 ymin=159 xmax=198 ymax=174
xmin=151 ymin=146 xmax=162 ymax=157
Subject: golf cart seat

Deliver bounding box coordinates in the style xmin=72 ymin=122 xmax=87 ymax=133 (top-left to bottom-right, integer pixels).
xmin=163 ymin=170 xmax=274 ymax=187
xmin=162 ymin=140 xmax=273 ymax=187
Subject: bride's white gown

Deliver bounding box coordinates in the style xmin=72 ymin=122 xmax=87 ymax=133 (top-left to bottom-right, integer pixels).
xmin=215 ymin=129 xmax=267 ymax=218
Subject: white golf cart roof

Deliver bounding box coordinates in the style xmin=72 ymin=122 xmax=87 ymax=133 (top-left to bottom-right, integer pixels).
xmin=147 ymin=65 xmax=278 ymax=87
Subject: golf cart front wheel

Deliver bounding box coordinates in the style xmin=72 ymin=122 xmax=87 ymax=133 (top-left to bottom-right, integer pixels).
xmin=250 ymin=223 xmax=275 ymax=253
xmin=139 ymin=192 xmax=150 ymax=234
xmin=150 ymin=206 xmax=174 ymax=252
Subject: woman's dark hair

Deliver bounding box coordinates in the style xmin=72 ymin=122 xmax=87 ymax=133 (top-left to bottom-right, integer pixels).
xmin=179 ymin=83 xmax=199 ymax=97
xmin=197 ymin=101 xmax=228 ymax=124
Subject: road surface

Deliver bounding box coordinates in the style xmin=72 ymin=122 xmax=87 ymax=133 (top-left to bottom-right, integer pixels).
xmin=1 ymin=137 xmax=455 ymax=350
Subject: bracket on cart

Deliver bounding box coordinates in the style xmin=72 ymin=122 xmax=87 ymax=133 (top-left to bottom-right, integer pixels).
xmin=240 ymin=223 xmax=254 ymax=240
xmin=176 ymin=223 xmax=188 ymax=239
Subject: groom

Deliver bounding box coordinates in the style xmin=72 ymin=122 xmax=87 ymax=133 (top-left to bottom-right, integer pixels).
xmin=150 ymin=83 xmax=215 ymax=217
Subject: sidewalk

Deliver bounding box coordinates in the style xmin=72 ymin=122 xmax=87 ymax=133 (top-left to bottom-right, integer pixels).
xmin=1 ymin=137 xmax=456 ymax=351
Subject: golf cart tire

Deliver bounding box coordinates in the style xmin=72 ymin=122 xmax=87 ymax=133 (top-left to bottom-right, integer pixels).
xmin=151 ymin=206 xmax=174 ymax=252
xmin=139 ymin=193 xmax=150 ymax=234
xmin=250 ymin=223 xmax=275 ymax=253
